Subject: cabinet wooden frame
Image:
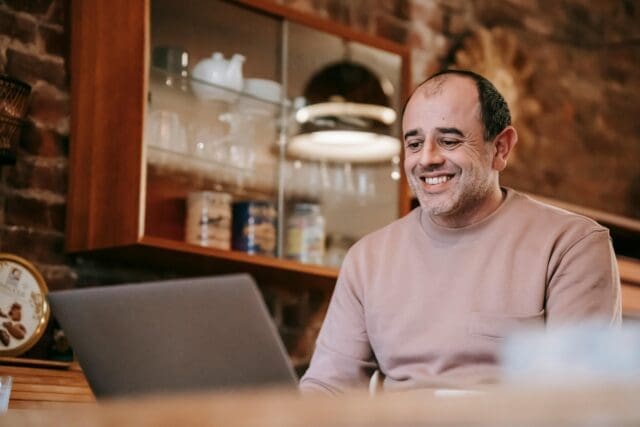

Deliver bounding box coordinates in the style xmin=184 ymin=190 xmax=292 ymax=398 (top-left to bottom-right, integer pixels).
xmin=66 ymin=0 xmax=412 ymax=289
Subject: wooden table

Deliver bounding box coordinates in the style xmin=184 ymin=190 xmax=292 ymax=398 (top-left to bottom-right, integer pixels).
xmin=0 ymin=358 xmax=95 ymax=409
xmin=3 ymin=383 xmax=639 ymax=426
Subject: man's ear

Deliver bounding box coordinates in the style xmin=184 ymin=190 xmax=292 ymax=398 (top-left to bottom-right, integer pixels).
xmin=491 ymin=126 xmax=518 ymax=171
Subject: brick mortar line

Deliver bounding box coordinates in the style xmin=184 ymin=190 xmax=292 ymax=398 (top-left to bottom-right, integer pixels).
xmin=4 ymin=38 xmax=65 ymax=66
xmin=28 ymin=116 xmax=69 ymax=135
xmin=0 ymin=183 xmax=66 ymax=204
xmin=0 ymin=3 xmax=65 ymax=52
xmin=15 ymin=150 xmax=68 ymax=168
xmin=33 ymin=262 xmax=77 ymax=273
xmin=31 ymin=79 xmax=69 ymax=99
xmin=0 ymin=223 xmax=65 ymax=238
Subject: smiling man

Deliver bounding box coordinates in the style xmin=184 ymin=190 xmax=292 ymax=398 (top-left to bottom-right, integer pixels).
xmin=299 ymin=70 xmax=621 ymax=394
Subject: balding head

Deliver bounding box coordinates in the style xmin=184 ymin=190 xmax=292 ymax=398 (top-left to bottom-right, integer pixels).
xmin=405 ymin=70 xmax=512 ymax=142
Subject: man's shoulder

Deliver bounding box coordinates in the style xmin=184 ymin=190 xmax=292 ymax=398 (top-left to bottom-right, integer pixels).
xmin=508 ymin=189 xmax=609 ymax=238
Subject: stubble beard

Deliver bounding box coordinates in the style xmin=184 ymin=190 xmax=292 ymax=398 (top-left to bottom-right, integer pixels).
xmin=409 ymin=167 xmax=495 ymax=222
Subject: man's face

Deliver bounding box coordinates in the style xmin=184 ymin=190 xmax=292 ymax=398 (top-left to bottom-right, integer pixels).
xmin=402 ymin=76 xmax=498 ymax=223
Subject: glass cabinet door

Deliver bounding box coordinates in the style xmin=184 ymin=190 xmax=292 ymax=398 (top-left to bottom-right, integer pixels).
xmin=145 ymin=0 xmax=404 ymax=269
xmin=146 ymin=0 xmax=284 ymax=256
xmin=285 ymin=23 xmax=403 ymax=268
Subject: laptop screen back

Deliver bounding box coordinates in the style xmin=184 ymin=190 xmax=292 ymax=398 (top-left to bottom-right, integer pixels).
xmin=48 ymin=274 xmax=298 ymax=398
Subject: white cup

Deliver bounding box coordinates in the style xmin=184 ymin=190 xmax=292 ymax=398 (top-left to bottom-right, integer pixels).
xmin=0 ymin=375 xmax=12 ymax=412
xmin=146 ymin=110 xmax=187 ymax=152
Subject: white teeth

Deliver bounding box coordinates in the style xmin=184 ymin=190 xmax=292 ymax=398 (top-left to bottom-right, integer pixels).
xmin=423 ymin=175 xmax=451 ymax=185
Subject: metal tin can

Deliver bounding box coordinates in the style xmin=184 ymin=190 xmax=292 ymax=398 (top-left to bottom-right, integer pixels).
xmin=286 ymin=203 xmax=325 ymax=265
xmin=232 ymin=200 xmax=277 ymax=256
xmin=185 ymin=191 xmax=232 ymax=249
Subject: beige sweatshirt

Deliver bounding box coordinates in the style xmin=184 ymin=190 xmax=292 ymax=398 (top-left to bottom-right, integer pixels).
xmin=300 ymin=188 xmax=622 ymax=394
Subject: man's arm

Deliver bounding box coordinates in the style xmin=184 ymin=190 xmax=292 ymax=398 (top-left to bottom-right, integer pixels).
xmin=299 ymin=251 xmax=377 ymax=394
xmin=546 ymin=229 xmax=622 ymax=327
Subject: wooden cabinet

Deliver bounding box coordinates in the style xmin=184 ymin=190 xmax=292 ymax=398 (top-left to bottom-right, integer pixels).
xmin=67 ymin=0 xmax=411 ymax=290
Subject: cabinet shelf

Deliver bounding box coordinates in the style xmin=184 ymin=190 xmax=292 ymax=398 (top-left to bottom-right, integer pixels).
xmin=151 ymin=66 xmax=288 ymax=108
xmin=84 ymin=236 xmax=338 ymax=292
xmin=147 ymin=145 xmax=276 ymax=198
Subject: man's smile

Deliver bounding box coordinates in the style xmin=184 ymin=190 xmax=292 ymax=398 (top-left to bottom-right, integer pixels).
xmin=416 ymin=172 xmax=456 ymax=192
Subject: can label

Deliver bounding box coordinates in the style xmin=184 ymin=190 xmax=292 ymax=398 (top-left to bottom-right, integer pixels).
xmin=232 ymin=201 xmax=277 ymax=256
xmin=286 ymin=222 xmax=324 ymax=265
xmin=185 ymin=191 xmax=232 ymax=250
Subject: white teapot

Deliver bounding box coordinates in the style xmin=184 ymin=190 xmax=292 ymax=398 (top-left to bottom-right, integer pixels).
xmin=191 ymin=52 xmax=245 ymax=101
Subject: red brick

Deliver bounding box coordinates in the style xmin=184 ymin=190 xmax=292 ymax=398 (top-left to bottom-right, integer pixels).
xmin=5 ymin=0 xmax=52 ymax=15
xmin=4 ymin=192 xmax=66 ymax=231
xmin=375 ymin=14 xmax=409 ymax=43
xmin=447 ymin=11 xmax=471 ymax=35
xmin=377 ymin=0 xmax=409 ymax=20
xmin=279 ymin=327 xmax=303 ymax=356
xmin=407 ymin=30 xmax=424 ymax=50
xmin=282 ymin=291 xmax=310 ymax=329
xmin=348 ymin=1 xmax=376 ymax=33
xmin=19 ymin=122 xmax=68 ymax=157
xmin=0 ymin=225 xmax=67 ymax=264
xmin=44 ymin=0 xmax=66 ymax=26
xmin=280 ymin=326 xmax=319 ymax=361
xmin=411 ymin=1 xmax=445 ymax=33
xmin=72 ymin=259 xmax=175 ymax=287
xmin=37 ymin=263 xmax=77 ymax=291
xmin=0 ymin=8 xmax=37 ymax=45
xmin=5 ymin=157 xmax=68 ymax=194
xmin=325 ymin=0 xmax=349 ymax=23
xmin=26 ymin=82 xmax=69 ymax=129
xmin=39 ymin=22 xmax=66 ymax=57
xmin=6 ymin=48 xmax=67 ymax=90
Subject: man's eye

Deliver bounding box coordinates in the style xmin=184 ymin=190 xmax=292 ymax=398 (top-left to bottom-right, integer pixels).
xmin=406 ymin=141 xmax=422 ymax=152
xmin=438 ymin=139 xmax=462 ymax=150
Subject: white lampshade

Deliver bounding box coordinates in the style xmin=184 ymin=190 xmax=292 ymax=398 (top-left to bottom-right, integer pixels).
xmin=289 ymin=61 xmax=400 ymax=163
xmin=288 ymin=130 xmax=400 ymax=163
xmin=294 ymin=102 xmax=397 ymax=125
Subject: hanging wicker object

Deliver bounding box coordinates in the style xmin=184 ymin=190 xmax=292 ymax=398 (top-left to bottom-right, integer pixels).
xmin=0 ymin=75 xmax=31 ymax=165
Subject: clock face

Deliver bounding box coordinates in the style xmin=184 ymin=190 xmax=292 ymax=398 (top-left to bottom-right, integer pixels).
xmin=0 ymin=254 xmax=50 ymax=356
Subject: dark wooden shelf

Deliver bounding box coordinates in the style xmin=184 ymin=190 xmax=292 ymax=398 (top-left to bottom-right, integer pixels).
xmin=73 ymin=235 xmax=338 ymax=293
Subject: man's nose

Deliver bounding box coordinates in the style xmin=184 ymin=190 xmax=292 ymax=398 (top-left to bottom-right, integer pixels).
xmin=418 ymin=140 xmax=445 ymax=167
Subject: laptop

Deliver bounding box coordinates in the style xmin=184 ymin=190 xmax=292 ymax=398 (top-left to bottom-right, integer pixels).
xmin=48 ymin=273 xmax=298 ymax=398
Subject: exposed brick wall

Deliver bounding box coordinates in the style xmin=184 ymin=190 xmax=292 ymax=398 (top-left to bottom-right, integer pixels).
xmin=0 ymin=0 xmax=72 ymax=358
xmin=0 ymin=0 xmax=74 ymax=290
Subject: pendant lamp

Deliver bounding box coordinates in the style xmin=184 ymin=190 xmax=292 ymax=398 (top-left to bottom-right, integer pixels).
xmin=288 ymin=61 xmax=400 ymax=163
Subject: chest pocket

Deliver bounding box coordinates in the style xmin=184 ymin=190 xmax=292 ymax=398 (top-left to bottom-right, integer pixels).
xmin=468 ymin=309 xmax=545 ymax=340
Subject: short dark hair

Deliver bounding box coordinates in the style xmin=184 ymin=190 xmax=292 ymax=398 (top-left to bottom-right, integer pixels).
xmin=404 ymin=69 xmax=512 ymax=142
